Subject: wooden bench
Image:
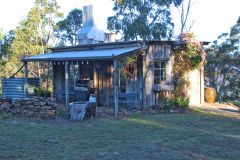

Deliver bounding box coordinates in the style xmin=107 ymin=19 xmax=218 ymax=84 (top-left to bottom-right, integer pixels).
xmin=118 ymin=93 xmax=136 ymax=103
xmin=110 ymin=93 xmax=137 ymax=110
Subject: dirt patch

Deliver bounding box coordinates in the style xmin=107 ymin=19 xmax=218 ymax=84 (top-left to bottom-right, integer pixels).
xmin=190 ymin=102 xmax=240 ymax=116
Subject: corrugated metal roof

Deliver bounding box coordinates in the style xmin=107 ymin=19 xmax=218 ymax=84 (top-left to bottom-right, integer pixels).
xmin=23 ymin=46 xmax=143 ymax=62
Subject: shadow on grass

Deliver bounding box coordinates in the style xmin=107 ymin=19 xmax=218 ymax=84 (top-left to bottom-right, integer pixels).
xmin=0 ymin=109 xmax=240 ymax=159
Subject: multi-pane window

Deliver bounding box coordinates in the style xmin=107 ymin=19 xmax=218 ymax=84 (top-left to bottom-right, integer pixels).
xmin=154 ymin=60 xmax=166 ymax=84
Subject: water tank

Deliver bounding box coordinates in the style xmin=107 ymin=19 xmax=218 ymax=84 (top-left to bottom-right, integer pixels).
xmin=2 ymin=78 xmax=41 ymax=99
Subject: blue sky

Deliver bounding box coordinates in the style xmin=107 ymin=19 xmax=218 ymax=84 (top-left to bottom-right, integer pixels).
xmin=0 ymin=0 xmax=239 ymax=42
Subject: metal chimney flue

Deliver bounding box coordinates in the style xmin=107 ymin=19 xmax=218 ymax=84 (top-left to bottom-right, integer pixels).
xmin=77 ymin=5 xmax=106 ymax=45
xmin=82 ymin=5 xmax=94 ymax=27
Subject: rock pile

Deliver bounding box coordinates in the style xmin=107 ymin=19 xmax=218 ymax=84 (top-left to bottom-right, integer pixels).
xmin=0 ymin=97 xmax=63 ymax=118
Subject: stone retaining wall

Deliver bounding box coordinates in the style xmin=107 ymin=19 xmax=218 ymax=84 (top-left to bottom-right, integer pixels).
xmin=0 ymin=97 xmax=63 ymax=118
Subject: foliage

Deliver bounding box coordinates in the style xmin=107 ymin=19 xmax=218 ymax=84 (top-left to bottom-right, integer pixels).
xmin=119 ymin=53 xmax=141 ymax=79
xmin=34 ymin=87 xmax=44 ymax=97
xmin=172 ymin=32 xmax=205 ymax=97
xmin=0 ymin=0 xmax=62 ymax=94
xmin=34 ymin=87 xmax=51 ymax=97
xmin=0 ymin=30 xmax=15 ymax=93
xmin=162 ymin=97 xmax=175 ymax=110
xmin=1 ymin=112 xmax=11 ymax=119
xmin=230 ymin=16 xmax=240 ymax=49
xmin=54 ymin=8 xmax=82 ymax=46
xmin=107 ymin=0 xmax=183 ymax=41
xmin=0 ymin=30 xmax=14 ymax=59
xmin=162 ymin=96 xmax=189 ymax=110
xmin=174 ymin=96 xmax=189 ymax=108
xmin=205 ymin=17 xmax=240 ymax=101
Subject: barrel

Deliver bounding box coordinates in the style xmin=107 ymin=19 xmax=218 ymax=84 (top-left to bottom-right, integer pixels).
xmin=2 ymin=78 xmax=41 ymax=99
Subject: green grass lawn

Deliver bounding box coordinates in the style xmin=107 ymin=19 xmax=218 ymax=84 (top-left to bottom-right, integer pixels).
xmin=0 ymin=110 xmax=240 ymax=160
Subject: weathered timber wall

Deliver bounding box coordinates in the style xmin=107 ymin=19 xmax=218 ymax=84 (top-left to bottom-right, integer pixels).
xmin=96 ymin=61 xmax=113 ymax=106
xmin=145 ymin=41 xmax=204 ymax=106
xmin=145 ymin=42 xmax=173 ymax=107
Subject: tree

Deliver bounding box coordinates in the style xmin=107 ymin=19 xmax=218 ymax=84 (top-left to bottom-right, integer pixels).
xmin=0 ymin=0 xmax=63 ymax=80
xmin=230 ymin=16 xmax=240 ymax=53
xmin=205 ymin=17 xmax=240 ymax=101
xmin=176 ymin=0 xmax=194 ymax=34
xmin=55 ymin=8 xmax=82 ymax=46
xmin=107 ymin=0 xmax=183 ymax=41
xmin=0 ymin=30 xmax=14 ymax=59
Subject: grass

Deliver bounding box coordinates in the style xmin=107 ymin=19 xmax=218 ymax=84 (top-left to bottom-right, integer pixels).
xmin=0 ymin=112 xmax=11 ymax=119
xmin=0 ymin=110 xmax=240 ymax=160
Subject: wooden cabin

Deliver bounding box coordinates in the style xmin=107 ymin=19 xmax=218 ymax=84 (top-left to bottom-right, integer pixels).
xmin=22 ymin=41 xmax=205 ymax=115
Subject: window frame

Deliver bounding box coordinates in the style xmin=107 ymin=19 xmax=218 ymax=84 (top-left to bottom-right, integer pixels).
xmin=153 ymin=59 xmax=167 ymax=85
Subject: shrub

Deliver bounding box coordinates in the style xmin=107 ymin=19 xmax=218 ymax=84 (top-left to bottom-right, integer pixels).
xmin=174 ymin=96 xmax=190 ymax=109
xmin=1 ymin=112 xmax=11 ymax=119
xmin=34 ymin=87 xmax=51 ymax=98
xmin=163 ymin=97 xmax=175 ymax=110
xmin=34 ymin=87 xmax=43 ymax=97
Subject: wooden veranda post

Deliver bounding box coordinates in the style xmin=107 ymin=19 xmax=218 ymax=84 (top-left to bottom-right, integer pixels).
xmin=113 ymin=56 xmax=119 ymax=117
xmin=52 ymin=61 xmax=55 ymax=97
xmin=93 ymin=62 xmax=98 ymax=102
xmin=142 ymin=53 xmax=147 ymax=111
xmin=24 ymin=61 xmax=28 ymax=98
xmin=65 ymin=61 xmax=69 ymax=108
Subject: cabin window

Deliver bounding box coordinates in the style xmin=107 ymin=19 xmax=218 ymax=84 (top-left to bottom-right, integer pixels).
xmin=154 ymin=60 xmax=166 ymax=84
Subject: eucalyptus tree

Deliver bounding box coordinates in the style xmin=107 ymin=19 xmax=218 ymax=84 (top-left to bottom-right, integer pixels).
xmin=108 ymin=0 xmax=183 ymax=41
xmin=1 ymin=0 xmax=63 ymax=79
xmin=55 ymin=8 xmax=82 ymax=46
xmin=205 ymin=17 xmax=240 ymax=101
xmin=0 ymin=30 xmax=14 ymax=59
